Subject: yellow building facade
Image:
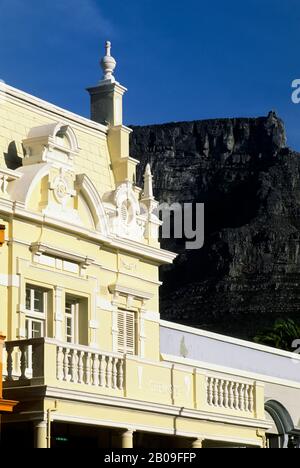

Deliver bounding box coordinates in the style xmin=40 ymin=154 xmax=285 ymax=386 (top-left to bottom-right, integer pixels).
xmin=0 ymin=43 xmax=270 ymax=448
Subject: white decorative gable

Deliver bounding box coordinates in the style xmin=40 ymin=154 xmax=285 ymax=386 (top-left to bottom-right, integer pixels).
xmin=22 ymin=122 xmax=80 ymax=170
xmin=1 ymin=121 xmax=161 ymax=246
xmin=103 ymin=181 xmax=146 ymax=241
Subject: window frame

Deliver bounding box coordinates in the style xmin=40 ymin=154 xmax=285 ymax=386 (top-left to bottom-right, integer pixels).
xmin=25 ymin=284 xmax=48 ymax=335
xmin=65 ymin=297 xmax=80 ymax=345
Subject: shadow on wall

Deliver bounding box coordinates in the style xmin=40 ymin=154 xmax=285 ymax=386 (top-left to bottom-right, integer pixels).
xmin=4 ymin=141 xmax=23 ymax=170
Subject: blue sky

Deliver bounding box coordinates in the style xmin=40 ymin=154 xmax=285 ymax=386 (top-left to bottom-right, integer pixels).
xmin=0 ymin=0 xmax=300 ymax=149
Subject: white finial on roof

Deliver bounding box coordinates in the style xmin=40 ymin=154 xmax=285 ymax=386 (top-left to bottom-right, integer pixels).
xmin=143 ymin=163 xmax=154 ymax=199
xmin=100 ymin=41 xmax=116 ymax=83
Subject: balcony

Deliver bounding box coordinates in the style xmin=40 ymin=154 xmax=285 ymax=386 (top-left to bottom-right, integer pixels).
xmin=2 ymin=338 xmax=265 ymax=422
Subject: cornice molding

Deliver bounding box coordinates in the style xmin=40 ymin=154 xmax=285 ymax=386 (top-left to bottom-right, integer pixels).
xmin=4 ymin=385 xmax=269 ymax=433
xmin=30 ymin=242 xmax=95 ymax=269
xmin=0 ymin=201 xmax=176 ymax=265
xmin=1 ymin=83 xmax=108 ymax=135
xmin=109 ymin=284 xmax=153 ymax=301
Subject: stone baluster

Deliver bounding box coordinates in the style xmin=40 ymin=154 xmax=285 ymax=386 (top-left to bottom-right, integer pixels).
xmin=229 ymin=381 xmax=234 ymax=409
xmin=112 ymin=358 xmax=118 ymax=389
xmin=239 ymin=384 xmax=245 ymax=411
xmin=234 ymin=382 xmax=239 ymax=410
xmin=207 ymin=377 xmax=213 ymax=406
xmin=85 ymin=352 xmax=92 ymax=385
xmin=92 ymin=353 xmax=100 ymax=386
xmin=78 ymin=351 xmax=84 ymax=384
xmin=117 ymin=359 xmax=124 ymax=390
xmin=213 ymin=378 xmax=219 ymax=406
xmin=19 ymin=344 xmax=27 ymax=379
xmin=107 ymin=356 xmax=113 ymax=388
xmin=63 ymin=347 xmax=70 ymax=382
xmin=218 ymin=379 xmax=224 ymax=407
xmin=57 ymin=346 xmax=64 ymax=381
xmin=100 ymin=355 xmax=106 ymax=387
xmin=245 ymin=384 xmax=250 ymax=412
xmin=6 ymin=344 xmax=13 ymax=381
xmin=224 ymin=381 xmax=229 ymax=408
xmin=71 ymin=349 xmax=78 ymax=383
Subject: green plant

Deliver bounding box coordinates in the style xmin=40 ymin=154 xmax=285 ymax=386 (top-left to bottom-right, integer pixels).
xmin=254 ymin=319 xmax=300 ymax=351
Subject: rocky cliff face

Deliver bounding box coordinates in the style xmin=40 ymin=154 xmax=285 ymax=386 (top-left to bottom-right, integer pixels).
xmin=130 ymin=112 xmax=300 ymax=339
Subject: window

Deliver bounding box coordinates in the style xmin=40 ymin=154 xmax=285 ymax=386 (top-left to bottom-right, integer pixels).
xmin=25 ymin=285 xmax=48 ymax=374
xmin=65 ymin=298 xmax=79 ymax=344
xmin=26 ymin=286 xmax=44 ymax=314
xmin=117 ymin=309 xmax=136 ymax=355
xmin=25 ymin=318 xmax=44 ymax=339
xmin=25 ymin=285 xmax=47 ymax=339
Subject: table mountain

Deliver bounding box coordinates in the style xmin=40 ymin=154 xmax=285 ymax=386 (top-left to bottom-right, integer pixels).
xmin=130 ymin=112 xmax=300 ymax=340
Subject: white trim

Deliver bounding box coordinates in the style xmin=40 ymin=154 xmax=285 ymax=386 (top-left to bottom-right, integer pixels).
xmin=0 ymin=168 xmax=22 ymax=180
xmin=161 ymin=353 xmax=300 ymax=390
xmin=143 ymin=311 xmax=160 ymax=323
xmin=160 ymin=320 xmax=300 ymax=362
xmin=0 ymin=201 xmax=176 ymax=265
xmin=89 ymin=320 xmax=99 ymax=330
xmin=30 ymin=242 xmax=94 ymax=269
xmin=75 ymin=174 xmax=109 ymax=235
xmin=109 ymin=284 xmax=153 ymax=301
xmin=41 ymin=387 xmax=270 ymax=430
xmin=99 ymin=264 xmax=162 ymax=286
xmin=1 ymin=83 xmax=108 ymax=135
xmin=8 ymin=163 xmax=51 ymax=207
xmin=54 ymin=309 xmax=64 ymax=347
xmin=0 ymin=274 xmax=20 ymax=287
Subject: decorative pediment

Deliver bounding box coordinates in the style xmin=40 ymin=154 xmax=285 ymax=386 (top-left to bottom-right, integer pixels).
xmin=22 ymin=122 xmax=80 ymax=170
xmin=103 ymin=181 xmax=146 ymax=241
xmin=2 ymin=125 xmax=161 ymax=246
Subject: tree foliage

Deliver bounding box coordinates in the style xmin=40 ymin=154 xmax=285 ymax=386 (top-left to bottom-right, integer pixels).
xmin=254 ymin=319 xmax=300 ymax=351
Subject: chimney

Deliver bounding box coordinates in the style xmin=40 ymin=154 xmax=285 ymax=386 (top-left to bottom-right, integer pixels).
xmin=87 ymin=41 xmax=127 ymax=127
xmin=87 ymin=41 xmax=139 ymax=185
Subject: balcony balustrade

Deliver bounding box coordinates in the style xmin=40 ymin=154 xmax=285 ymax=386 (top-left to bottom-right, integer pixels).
xmin=2 ymin=338 xmax=265 ymax=421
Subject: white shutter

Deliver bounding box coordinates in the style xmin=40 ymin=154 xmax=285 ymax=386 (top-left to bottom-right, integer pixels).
xmin=117 ymin=310 xmax=136 ymax=355
xmin=117 ymin=311 xmax=125 ymax=353
xmin=125 ymin=311 xmax=135 ymax=355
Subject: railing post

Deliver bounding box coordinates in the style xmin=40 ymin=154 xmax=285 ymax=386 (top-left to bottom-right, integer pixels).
xmin=31 ymin=339 xmax=45 ymax=380
xmin=254 ymin=382 xmax=265 ymax=419
xmin=57 ymin=347 xmax=64 ymax=381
